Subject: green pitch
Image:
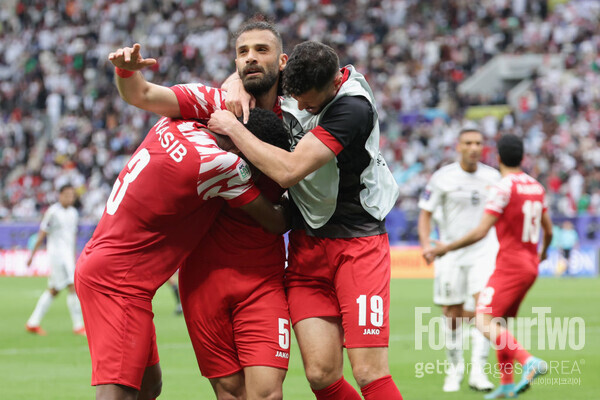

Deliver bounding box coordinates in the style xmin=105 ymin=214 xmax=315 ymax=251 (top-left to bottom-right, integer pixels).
xmin=1 ymin=277 xmax=598 ymax=399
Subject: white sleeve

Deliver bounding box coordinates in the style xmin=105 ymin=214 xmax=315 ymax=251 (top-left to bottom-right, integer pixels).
xmin=39 ymin=207 xmax=54 ymax=233
xmin=418 ymin=173 xmax=443 ymax=213
xmin=485 ymin=179 xmax=512 ymax=216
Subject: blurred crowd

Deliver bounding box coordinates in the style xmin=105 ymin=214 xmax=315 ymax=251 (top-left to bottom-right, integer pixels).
xmin=0 ymin=0 xmax=599 ymax=224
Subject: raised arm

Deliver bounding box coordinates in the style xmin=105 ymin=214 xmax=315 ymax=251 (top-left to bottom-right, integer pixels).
xmin=108 ymin=43 xmax=181 ymax=117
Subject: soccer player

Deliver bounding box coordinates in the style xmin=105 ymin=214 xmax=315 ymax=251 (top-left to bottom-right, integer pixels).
xmin=75 ymin=111 xmax=288 ymax=400
xmin=108 ymin=21 xmax=292 ymax=399
xmin=25 ymin=184 xmax=85 ymax=336
xmin=208 ymin=41 xmax=403 ymax=400
xmin=425 ymin=134 xmax=553 ymax=399
xmin=418 ymin=128 xmax=500 ymax=392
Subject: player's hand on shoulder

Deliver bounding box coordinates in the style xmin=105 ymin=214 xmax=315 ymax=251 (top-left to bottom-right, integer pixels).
xmin=222 ymin=76 xmax=256 ymax=124
xmin=208 ymin=110 xmax=242 ymax=136
xmin=108 ymin=43 xmax=156 ymax=71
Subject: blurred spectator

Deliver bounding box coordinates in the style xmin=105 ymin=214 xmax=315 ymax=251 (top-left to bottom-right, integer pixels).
xmin=0 ymin=0 xmax=598 ymax=228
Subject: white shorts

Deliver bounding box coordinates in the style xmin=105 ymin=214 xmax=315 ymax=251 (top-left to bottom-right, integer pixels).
xmin=433 ymin=249 xmax=495 ymax=306
xmin=48 ymin=252 xmax=76 ymax=291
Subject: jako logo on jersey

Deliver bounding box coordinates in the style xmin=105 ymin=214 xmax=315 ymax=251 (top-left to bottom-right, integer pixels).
xmin=275 ymin=351 xmax=289 ymax=359
xmin=237 ymin=162 xmax=251 ymax=181
xmin=153 ymin=118 xmax=188 ymax=163
xmin=363 ymin=328 xmax=380 ymax=335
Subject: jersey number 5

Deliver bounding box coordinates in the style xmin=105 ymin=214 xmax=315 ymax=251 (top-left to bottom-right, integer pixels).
xmin=521 ymin=200 xmax=543 ymax=244
xmin=106 ymin=149 xmax=151 ymax=215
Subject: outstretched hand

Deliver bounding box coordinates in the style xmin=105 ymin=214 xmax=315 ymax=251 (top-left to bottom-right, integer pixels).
xmin=108 ymin=43 xmax=157 ymax=71
xmin=208 ymin=110 xmax=243 ymax=136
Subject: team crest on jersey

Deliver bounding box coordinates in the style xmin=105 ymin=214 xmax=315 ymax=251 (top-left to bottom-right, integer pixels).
xmin=471 ymin=190 xmax=480 ymax=206
xmin=237 ymin=161 xmax=251 ymax=181
xmin=422 ymin=189 xmax=431 ymax=201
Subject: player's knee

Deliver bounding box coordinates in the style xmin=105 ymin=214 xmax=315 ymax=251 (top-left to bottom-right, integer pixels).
xmin=304 ymin=363 xmax=341 ymax=389
xmin=352 ymin=363 xmax=388 ymax=388
xmin=249 ymin=387 xmax=283 ymax=400
xmin=49 ymin=288 xmax=59 ymax=297
xmin=139 ymin=379 xmax=162 ymax=400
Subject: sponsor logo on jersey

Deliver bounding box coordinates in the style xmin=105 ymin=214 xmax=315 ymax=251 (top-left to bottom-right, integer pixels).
xmin=237 ymin=162 xmax=251 ymax=181
xmin=471 ymin=190 xmax=480 ymax=206
xmin=363 ymin=328 xmax=380 ymax=335
xmin=275 ymin=351 xmax=289 ymax=359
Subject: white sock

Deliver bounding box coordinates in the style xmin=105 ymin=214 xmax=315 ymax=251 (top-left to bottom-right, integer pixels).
xmin=471 ymin=325 xmax=491 ymax=368
xmin=67 ymin=292 xmax=84 ymax=330
xmin=443 ymin=316 xmax=464 ymax=368
xmin=27 ymin=290 xmax=54 ymax=327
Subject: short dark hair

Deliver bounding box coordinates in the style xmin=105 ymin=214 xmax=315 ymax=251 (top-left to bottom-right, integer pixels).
xmin=458 ymin=127 xmax=483 ymax=137
xmin=497 ymin=134 xmax=523 ymax=167
xmin=243 ymin=108 xmax=290 ymax=151
xmin=59 ymin=184 xmax=73 ymax=193
xmin=282 ymin=41 xmax=339 ymax=96
xmin=233 ymin=18 xmax=283 ymax=53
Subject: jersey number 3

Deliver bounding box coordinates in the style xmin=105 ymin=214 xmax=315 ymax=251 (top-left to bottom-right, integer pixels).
xmin=106 ymin=149 xmax=151 ymax=215
xmin=521 ymin=200 xmax=543 ymax=244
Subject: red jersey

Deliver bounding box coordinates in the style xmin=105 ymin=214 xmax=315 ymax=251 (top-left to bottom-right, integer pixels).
xmin=171 ymin=83 xmax=286 ymax=267
xmin=484 ymin=172 xmax=548 ymax=272
xmin=76 ymin=117 xmax=260 ymax=299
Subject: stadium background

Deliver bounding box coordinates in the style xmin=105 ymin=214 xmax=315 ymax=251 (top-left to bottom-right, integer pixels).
xmin=0 ymin=0 xmax=598 ymax=399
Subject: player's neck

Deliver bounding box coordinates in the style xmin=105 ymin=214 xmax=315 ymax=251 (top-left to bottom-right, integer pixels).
xmin=499 ymin=165 xmax=522 ymax=176
xmin=254 ymin=86 xmax=279 ymax=111
xmin=459 ymin=160 xmax=477 ymax=173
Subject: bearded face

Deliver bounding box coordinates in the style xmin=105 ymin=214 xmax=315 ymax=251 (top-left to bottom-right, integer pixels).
xmin=240 ymin=61 xmax=280 ymax=96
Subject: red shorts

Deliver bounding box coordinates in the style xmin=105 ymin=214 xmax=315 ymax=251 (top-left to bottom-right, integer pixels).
xmin=476 ymin=265 xmax=537 ymax=318
xmin=75 ymin=272 xmax=159 ymax=390
xmin=179 ymin=262 xmax=290 ymax=378
xmin=285 ymin=230 xmax=391 ymax=348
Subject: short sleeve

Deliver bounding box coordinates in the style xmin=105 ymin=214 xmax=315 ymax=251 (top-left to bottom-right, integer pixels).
xmin=485 ymin=179 xmax=512 ymax=216
xmin=39 ymin=206 xmax=54 ymax=232
xmin=170 ymin=83 xmax=227 ymax=120
xmin=197 ymin=151 xmax=260 ymax=208
xmin=310 ymin=96 xmax=372 ymax=155
xmin=418 ymin=173 xmax=443 ymax=213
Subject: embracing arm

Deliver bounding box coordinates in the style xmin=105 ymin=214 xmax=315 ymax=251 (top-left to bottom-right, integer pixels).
xmin=108 ymin=44 xmax=181 ymax=117
xmin=208 ymin=110 xmax=335 ymax=188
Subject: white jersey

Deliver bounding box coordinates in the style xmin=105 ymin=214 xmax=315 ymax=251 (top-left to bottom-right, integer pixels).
xmin=419 ymin=162 xmax=501 ymax=260
xmin=40 ymin=203 xmax=78 ymax=257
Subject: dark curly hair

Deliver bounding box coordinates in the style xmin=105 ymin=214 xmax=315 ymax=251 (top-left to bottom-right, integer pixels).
xmin=282 ymin=41 xmax=339 ymax=96
xmin=497 ymin=134 xmax=524 ymax=167
xmin=242 ymin=108 xmax=290 ymax=151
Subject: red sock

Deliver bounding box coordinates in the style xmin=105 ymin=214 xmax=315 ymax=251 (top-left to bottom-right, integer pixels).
xmin=496 ymin=347 xmax=514 ymax=385
xmin=312 ymin=376 xmax=362 ymax=400
xmin=360 ymin=375 xmax=403 ymax=400
xmin=497 ymin=330 xmax=531 ymax=365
